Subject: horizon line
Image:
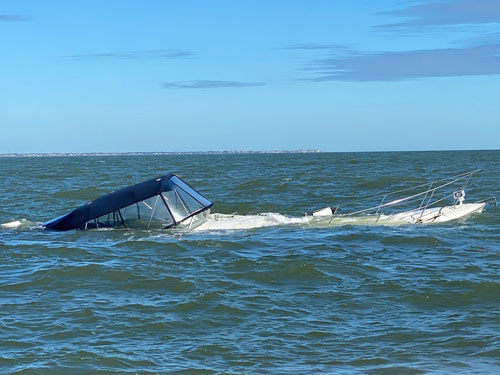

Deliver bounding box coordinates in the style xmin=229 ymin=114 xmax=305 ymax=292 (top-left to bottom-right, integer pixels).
xmin=1 ymin=148 xmax=499 ymax=157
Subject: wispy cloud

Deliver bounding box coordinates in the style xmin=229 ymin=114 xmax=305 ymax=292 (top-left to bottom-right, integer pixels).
xmin=278 ymin=1 xmax=500 ymax=82
xmin=277 ymin=43 xmax=347 ymax=51
xmin=65 ymin=49 xmax=195 ymax=59
xmin=306 ymin=43 xmax=500 ymax=81
xmin=460 ymin=31 xmax=500 ymax=46
xmin=377 ymin=0 xmax=500 ymax=29
xmin=161 ymin=80 xmax=265 ymax=89
xmin=0 ymin=14 xmax=28 ymax=22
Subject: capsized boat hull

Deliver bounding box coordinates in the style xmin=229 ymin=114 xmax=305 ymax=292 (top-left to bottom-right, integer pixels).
xmin=383 ymin=202 xmax=485 ymax=224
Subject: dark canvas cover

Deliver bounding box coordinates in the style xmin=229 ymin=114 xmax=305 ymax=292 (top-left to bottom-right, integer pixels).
xmin=44 ymin=174 xmax=178 ymax=230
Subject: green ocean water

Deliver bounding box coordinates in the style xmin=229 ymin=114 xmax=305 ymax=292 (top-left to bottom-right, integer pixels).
xmin=1 ymin=151 xmax=499 ymax=374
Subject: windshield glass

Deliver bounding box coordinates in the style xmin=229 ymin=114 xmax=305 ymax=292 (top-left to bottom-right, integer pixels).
xmin=83 ymin=195 xmax=175 ymax=229
xmin=78 ymin=175 xmax=212 ymax=230
xmin=168 ymin=176 xmax=212 ymax=207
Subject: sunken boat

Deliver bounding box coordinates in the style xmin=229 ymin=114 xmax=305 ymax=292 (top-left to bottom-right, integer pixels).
xmin=311 ymin=169 xmax=495 ymax=224
xmin=43 ymin=174 xmax=212 ymax=231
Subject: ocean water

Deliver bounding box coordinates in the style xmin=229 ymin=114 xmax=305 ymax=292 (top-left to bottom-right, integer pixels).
xmin=1 ymin=151 xmax=499 ymax=375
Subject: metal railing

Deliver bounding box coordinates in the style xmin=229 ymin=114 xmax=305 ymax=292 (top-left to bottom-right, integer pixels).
xmin=342 ymin=169 xmax=482 ymax=218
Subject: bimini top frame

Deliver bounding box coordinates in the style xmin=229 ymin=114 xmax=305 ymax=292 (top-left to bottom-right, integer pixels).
xmin=43 ymin=174 xmax=213 ymax=231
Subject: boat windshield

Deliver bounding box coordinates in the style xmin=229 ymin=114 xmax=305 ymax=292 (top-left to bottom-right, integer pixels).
xmin=80 ymin=175 xmax=212 ymax=230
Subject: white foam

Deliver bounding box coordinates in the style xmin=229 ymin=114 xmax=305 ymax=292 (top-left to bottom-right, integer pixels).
xmin=1 ymin=219 xmax=41 ymax=230
xmin=193 ymin=212 xmax=413 ymax=231
xmin=1 ymin=220 xmax=25 ymax=228
xmin=194 ymin=213 xmax=312 ymax=231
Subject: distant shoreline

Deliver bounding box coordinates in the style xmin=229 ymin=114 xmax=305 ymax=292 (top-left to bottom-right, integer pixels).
xmin=0 ymin=150 xmax=322 ymax=157
xmin=1 ymin=149 xmax=498 ymax=157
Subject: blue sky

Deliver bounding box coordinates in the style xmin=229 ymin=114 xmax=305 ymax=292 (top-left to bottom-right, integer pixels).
xmin=1 ymin=0 xmax=499 ymax=153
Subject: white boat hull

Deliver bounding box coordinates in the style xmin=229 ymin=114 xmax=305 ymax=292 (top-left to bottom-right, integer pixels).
xmin=383 ymin=202 xmax=485 ymax=224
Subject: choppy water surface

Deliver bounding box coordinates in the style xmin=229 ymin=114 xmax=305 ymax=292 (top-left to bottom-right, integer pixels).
xmin=1 ymin=151 xmax=499 ymax=374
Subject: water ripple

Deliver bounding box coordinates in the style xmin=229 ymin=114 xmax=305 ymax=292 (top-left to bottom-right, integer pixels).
xmin=1 ymin=152 xmax=500 ymax=374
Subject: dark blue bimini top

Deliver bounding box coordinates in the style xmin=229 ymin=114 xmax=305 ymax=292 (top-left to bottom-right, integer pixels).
xmin=43 ymin=174 xmax=213 ymax=231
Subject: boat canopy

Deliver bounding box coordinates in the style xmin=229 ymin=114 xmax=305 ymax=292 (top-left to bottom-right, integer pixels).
xmin=43 ymin=174 xmax=213 ymax=231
